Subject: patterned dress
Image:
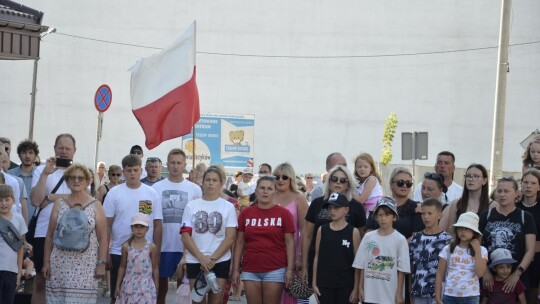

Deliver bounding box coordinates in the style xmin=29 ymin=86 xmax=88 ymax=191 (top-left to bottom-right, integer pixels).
xmin=281 ymin=196 xmax=301 ymax=304
xmin=117 ymin=241 xmax=157 ymax=304
xmin=46 ymin=199 xmax=98 ymax=304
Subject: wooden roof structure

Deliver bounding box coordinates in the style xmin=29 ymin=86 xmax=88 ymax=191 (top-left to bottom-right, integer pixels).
xmin=0 ymin=0 xmax=48 ymax=60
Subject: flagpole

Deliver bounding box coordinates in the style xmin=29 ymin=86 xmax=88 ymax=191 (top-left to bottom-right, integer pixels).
xmin=192 ymin=20 xmax=197 ymax=170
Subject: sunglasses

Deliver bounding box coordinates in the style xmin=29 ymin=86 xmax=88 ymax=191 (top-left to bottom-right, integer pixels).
xmin=424 ymin=172 xmax=444 ymax=183
xmin=110 ymin=173 xmax=122 ymax=177
xmin=329 ymin=176 xmax=348 ymax=184
xmin=305 ymin=176 xmax=313 ymax=180
xmin=274 ymin=175 xmax=290 ymax=181
xmin=394 ymin=180 xmax=413 ymax=188
xmin=34 ymin=161 xmax=40 ymax=166
xmin=68 ymin=175 xmax=86 ymax=182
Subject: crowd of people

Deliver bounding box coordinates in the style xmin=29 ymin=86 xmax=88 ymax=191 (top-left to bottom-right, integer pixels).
xmin=0 ymin=134 xmax=539 ymax=304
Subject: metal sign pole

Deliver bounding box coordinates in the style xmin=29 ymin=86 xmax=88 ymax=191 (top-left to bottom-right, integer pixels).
xmin=94 ymin=112 xmax=103 ymax=170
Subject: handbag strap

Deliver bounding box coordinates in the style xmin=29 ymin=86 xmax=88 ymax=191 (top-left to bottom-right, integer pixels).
xmin=37 ymin=176 xmax=65 ymax=212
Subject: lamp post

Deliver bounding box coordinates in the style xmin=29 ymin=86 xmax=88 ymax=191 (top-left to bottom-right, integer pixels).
xmin=28 ymin=27 xmax=56 ymax=140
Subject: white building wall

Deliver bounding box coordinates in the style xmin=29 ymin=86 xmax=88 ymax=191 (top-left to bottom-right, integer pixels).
xmin=1 ymin=0 xmax=539 ymax=175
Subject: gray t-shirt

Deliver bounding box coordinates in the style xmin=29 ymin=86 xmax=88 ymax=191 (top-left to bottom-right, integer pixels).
xmin=0 ymin=213 xmax=27 ymax=273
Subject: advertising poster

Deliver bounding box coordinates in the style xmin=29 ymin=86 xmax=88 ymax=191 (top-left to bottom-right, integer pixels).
xmin=182 ymin=113 xmax=255 ymax=169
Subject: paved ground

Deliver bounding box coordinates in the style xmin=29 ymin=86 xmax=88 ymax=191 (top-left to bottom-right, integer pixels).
xmin=96 ymin=282 xmax=246 ymax=304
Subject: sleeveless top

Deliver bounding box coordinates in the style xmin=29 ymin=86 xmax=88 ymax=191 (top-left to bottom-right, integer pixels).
xmin=316 ymin=223 xmax=355 ymax=288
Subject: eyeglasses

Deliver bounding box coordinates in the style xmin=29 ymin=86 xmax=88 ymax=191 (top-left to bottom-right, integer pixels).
xmin=147 ymin=157 xmax=161 ymax=163
xmin=394 ymin=180 xmax=413 ymax=188
xmin=68 ymin=175 xmax=86 ymax=182
xmin=274 ymin=175 xmax=290 ymax=181
xmin=110 ymin=173 xmax=122 ymax=177
xmin=464 ymin=174 xmax=482 ymax=181
xmin=329 ymin=176 xmax=348 ymax=184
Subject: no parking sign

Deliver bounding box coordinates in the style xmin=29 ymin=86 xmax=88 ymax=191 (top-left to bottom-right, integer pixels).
xmin=94 ymin=84 xmax=112 ymax=112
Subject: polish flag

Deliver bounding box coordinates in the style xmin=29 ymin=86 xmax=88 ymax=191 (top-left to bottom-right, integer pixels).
xmin=129 ymin=22 xmax=200 ymax=149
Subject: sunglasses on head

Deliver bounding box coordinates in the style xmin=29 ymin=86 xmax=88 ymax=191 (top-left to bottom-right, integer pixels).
xmin=329 ymin=176 xmax=348 ymax=184
xmin=424 ymin=172 xmax=443 ymax=183
xmin=274 ymin=175 xmax=289 ymax=181
xmin=394 ymin=180 xmax=413 ymax=188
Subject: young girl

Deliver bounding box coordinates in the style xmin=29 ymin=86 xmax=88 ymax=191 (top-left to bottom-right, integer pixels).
xmin=353 ymin=197 xmax=410 ymax=304
xmin=313 ymin=192 xmax=360 ymax=304
xmin=115 ymin=213 xmax=159 ymax=303
xmin=352 ymin=153 xmax=383 ymax=215
xmin=175 ymin=255 xmax=190 ymax=304
xmin=435 ymin=212 xmax=487 ymax=304
xmin=480 ymin=248 xmax=526 ymax=304
xmin=522 ymin=137 xmax=540 ymax=173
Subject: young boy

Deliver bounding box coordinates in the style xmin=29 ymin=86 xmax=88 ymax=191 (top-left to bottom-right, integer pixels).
xmin=481 ymin=248 xmax=526 ymax=304
xmin=0 ymin=184 xmax=27 ymax=304
xmin=409 ymin=198 xmax=452 ymax=304
xmin=353 ymin=197 xmax=410 ymax=304
xmin=312 ymin=192 xmax=361 ymax=304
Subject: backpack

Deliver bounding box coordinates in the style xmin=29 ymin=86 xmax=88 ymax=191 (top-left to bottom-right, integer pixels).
xmin=53 ymin=200 xmax=96 ymax=252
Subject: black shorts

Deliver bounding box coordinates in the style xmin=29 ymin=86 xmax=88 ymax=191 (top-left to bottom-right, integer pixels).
xmin=186 ymin=260 xmax=231 ymax=280
xmin=33 ymin=237 xmax=46 ymax=273
xmin=109 ymin=254 xmax=122 ymax=299
xmin=528 ymin=252 xmax=540 ymax=287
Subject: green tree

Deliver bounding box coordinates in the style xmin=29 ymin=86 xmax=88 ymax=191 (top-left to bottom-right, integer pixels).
xmin=381 ymin=112 xmax=398 ymax=165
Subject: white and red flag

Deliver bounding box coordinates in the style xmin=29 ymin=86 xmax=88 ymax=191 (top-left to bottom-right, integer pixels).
xmin=129 ymin=22 xmax=200 ymax=149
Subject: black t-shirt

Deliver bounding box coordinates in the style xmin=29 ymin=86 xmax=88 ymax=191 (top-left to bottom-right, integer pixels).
xmin=516 ymin=201 xmax=540 ymax=241
xmin=305 ymin=197 xmax=366 ymax=268
xmin=316 ymin=223 xmax=355 ymax=288
xmin=478 ymin=207 xmax=537 ymax=262
xmin=366 ymin=199 xmax=424 ymax=239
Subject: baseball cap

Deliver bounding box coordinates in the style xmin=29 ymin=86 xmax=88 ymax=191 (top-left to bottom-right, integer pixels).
xmin=322 ymin=192 xmax=349 ymax=208
xmin=242 ymin=167 xmax=253 ymax=175
xmin=130 ymin=145 xmax=143 ymax=154
xmin=131 ymin=213 xmax=150 ymax=226
xmin=373 ymin=197 xmax=399 ymax=219
xmin=489 ymin=248 xmax=517 ymax=269
xmin=191 ymin=271 xmax=210 ymax=302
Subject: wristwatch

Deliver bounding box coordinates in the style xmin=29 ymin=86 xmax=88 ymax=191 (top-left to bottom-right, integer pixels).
xmin=96 ymin=259 xmax=106 ymax=266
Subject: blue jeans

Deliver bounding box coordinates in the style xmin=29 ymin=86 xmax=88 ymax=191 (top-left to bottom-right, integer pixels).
xmin=442 ymin=295 xmax=479 ymax=304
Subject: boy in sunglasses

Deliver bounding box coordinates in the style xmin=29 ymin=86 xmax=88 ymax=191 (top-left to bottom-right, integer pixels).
xmin=409 ymin=199 xmax=452 ymax=304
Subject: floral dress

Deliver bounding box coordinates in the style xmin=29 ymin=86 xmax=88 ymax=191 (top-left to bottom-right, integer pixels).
xmin=117 ymin=241 xmax=157 ymax=304
xmin=46 ymin=199 xmax=98 ymax=304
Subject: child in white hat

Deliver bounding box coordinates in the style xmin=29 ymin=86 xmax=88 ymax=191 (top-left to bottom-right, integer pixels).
xmin=434 ymin=212 xmax=488 ymax=304
xmin=480 ymin=248 xmax=526 ymax=304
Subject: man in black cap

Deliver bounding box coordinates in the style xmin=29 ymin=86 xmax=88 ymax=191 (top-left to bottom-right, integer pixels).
xmin=130 ymin=145 xmax=147 ymax=179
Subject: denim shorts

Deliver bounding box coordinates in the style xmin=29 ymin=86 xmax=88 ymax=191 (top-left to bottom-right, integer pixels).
xmin=241 ymin=267 xmax=286 ymax=283
xmin=442 ymin=295 xmax=479 ymax=304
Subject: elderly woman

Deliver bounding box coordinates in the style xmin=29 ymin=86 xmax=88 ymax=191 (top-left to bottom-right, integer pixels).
xmin=42 ymin=163 xmax=108 ymax=303
xmin=301 ymin=165 xmax=366 ymax=286
xmin=479 ymin=177 xmax=536 ymax=296
xmin=180 ymin=165 xmax=237 ymax=304
xmin=231 ymin=176 xmax=295 ymax=304
xmin=272 ymin=162 xmax=309 ymax=304
xmin=366 ymin=167 xmax=423 ymax=239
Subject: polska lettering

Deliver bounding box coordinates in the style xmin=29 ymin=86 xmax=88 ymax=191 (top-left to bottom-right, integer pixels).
xmin=244 ymin=217 xmax=283 ymax=227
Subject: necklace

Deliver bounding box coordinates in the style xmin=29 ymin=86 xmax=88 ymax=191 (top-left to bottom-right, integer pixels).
xmin=522 ymin=201 xmax=538 ymax=208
